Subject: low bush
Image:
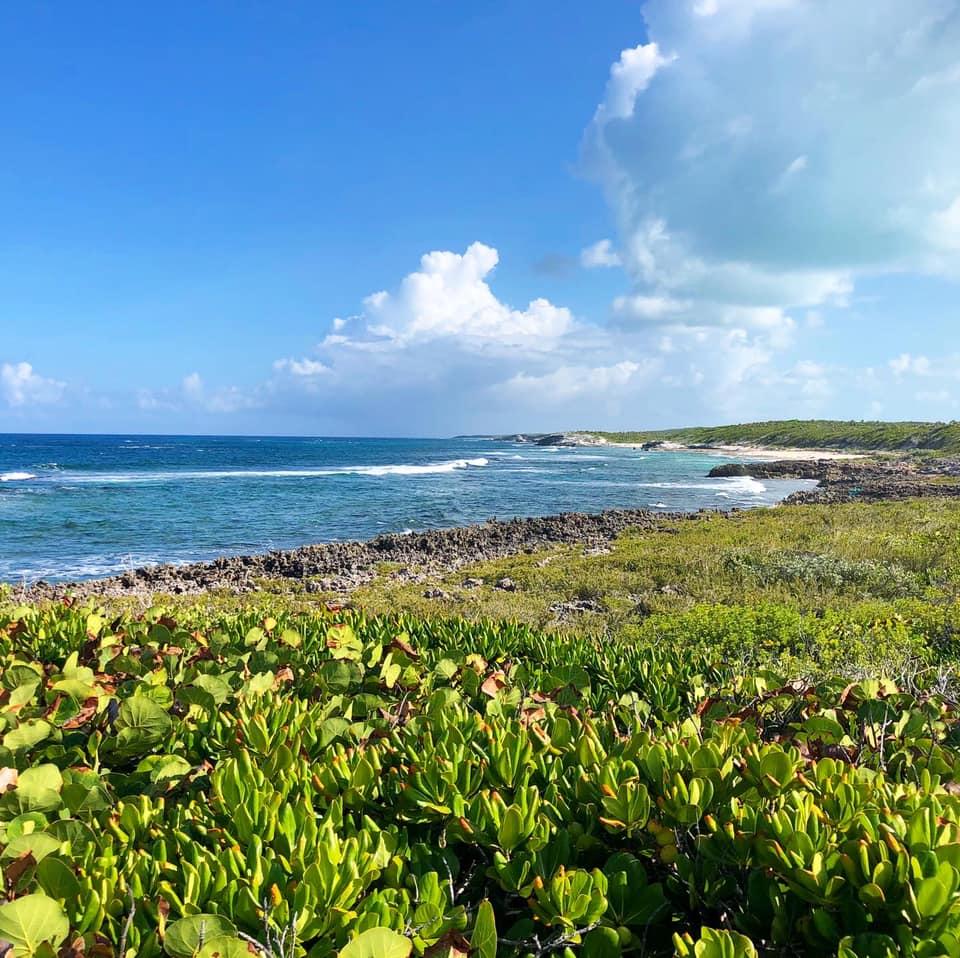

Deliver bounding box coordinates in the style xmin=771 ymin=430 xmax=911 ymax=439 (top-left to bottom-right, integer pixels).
xmin=4 ymin=601 xmax=960 ymax=957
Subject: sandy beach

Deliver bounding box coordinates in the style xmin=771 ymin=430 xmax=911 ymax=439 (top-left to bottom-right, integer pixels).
xmin=608 ymin=440 xmax=866 ymax=461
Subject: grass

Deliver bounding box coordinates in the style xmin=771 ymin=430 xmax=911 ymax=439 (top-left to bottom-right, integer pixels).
xmin=589 ymin=418 xmax=960 ymax=453
xmin=347 ymin=499 xmax=960 ymax=629
xmin=29 ymin=498 xmax=958 ymax=683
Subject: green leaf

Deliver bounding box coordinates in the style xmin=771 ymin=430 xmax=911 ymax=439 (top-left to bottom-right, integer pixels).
xmin=113 ymin=696 xmax=173 ymax=757
xmin=36 ymin=856 xmax=82 ymax=902
xmin=5 ymin=765 xmax=62 ymax=816
xmin=191 ymin=675 xmax=231 ymax=705
xmin=339 ymin=928 xmax=413 ymax=958
xmin=144 ymin=755 xmax=192 ymax=783
xmin=0 ymin=893 xmax=70 ymax=956
xmin=916 ymin=877 xmax=950 ymax=919
xmin=2 ymin=832 xmax=62 ymax=863
xmin=582 ymin=927 xmax=621 ymax=958
xmin=758 ymin=751 xmax=794 ymax=789
xmin=196 ymin=937 xmax=254 ymax=958
xmin=2 ymin=720 xmax=53 ymax=754
xmin=164 ymin=915 xmax=237 ymax=958
xmin=472 ymin=900 xmax=497 ymax=958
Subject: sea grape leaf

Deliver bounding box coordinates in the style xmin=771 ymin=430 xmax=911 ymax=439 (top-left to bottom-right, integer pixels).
xmin=2 ymin=832 xmax=61 ymax=864
xmin=1 ymin=665 xmax=42 ymax=693
xmin=0 ymin=892 xmax=69 ymax=956
xmin=3 ymin=721 xmax=53 ymax=754
xmin=197 ymin=937 xmax=256 ymax=958
xmin=191 ymin=675 xmax=231 ymax=705
xmin=339 ymin=928 xmax=413 ymax=958
xmin=244 ymin=672 xmax=274 ymax=697
xmin=113 ymin=696 xmax=172 ymax=757
xmin=36 ymin=856 xmax=82 ymax=901
xmin=61 ymin=770 xmax=111 ymax=815
xmin=164 ymin=915 xmax=238 ymax=958
xmin=3 ymin=766 xmax=62 ymax=817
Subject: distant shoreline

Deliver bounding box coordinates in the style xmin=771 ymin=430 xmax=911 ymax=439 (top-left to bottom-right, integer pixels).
xmin=607 ymin=441 xmax=865 ymax=461
xmin=491 ymin=431 xmax=866 ymax=461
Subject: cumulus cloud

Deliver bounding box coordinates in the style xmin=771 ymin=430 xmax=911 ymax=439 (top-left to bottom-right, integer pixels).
xmin=584 ymin=0 xmax=960 ymax=322
xmin=1 ymin=362 xmax=65 ymax=407
xmin=260 ymin=241 xmax=841 ymax=432
xmin=595 ymin=43 xmax=676 ymax=123
xmin=331 ymin=242 xmax=574 ymax=353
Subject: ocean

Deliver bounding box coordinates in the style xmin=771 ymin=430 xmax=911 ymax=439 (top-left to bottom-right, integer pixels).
xmin=0 ymin=434 xmax=815 ymax=583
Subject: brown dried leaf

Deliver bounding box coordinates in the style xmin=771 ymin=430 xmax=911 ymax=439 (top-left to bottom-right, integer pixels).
xmin=4 ymin=852 xmax=36 ymax=888
xmin=481 ymin=671 xmax=507 ymax=697
xmin=424 ymin=932 xmax=471 ymax=958
xmin=62 ymin=703 xmax=99 ymax=730
xmin=390 ymin=635 xmax=419 ymax=659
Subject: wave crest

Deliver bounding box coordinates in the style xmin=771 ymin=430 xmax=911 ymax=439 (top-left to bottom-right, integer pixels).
xmin=38 ymin=458 xmax=491 ymax=484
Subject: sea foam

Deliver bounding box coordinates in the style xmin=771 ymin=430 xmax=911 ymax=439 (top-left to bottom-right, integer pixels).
xmin=0 ymin=472 xmax=37 ymax=482
xmin=51 ymin=458 xmax=491 ymax=484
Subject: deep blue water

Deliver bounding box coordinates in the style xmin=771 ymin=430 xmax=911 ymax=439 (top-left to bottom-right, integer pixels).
xmin=0 ymin=435 xmax=815 ymax=583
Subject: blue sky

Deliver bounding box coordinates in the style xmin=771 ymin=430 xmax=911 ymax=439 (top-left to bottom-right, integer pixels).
xmin=2 ymin=0 xmax=960 ymax=435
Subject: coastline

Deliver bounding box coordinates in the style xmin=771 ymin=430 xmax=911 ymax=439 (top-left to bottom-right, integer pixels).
xmin=500 ymin=431 xmax=867 ymax=460
xmin=15 ymin=453 xmax=960 ymax=601
xmin=610 ymin=441 xmax=866 ymax=461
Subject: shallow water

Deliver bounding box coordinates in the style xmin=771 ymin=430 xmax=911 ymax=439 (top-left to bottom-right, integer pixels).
xmin=0 ymin=434 xmax=815 ymax=583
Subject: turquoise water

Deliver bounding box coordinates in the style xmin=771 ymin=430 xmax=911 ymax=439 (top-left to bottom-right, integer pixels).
xmin=0 ymin=434 xmax=815 ymax=583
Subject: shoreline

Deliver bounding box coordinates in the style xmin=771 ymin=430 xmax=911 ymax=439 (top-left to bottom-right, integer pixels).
xmin=500 ymin=431 xmax=868 ymax=460
xmin=17 ymin=506 xmax=702 ymax=601
xmin=12 ymin=455 xmax=960 ymax=602
xmin=610 ymin=441 xmax=866 ymax=461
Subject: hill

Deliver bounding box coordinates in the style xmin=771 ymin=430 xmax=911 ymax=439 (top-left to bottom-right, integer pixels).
xmin=594 ymin=419 xmax=960 ymax=453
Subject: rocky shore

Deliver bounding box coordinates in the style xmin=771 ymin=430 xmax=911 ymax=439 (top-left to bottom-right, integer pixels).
xmin=708 ymin=457 xmax=960 ymax=503
xmin=22 ymin=507 xmax=703 ymax=601
xmin=19 ymin=455 xmax=960 ymax=602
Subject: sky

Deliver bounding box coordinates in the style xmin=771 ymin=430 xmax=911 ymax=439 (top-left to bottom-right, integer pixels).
xmin=2 ymin=0 xmax=960 ymax=436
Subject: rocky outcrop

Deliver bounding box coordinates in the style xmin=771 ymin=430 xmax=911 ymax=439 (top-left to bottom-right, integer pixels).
xmin=24 ymin=506 xmax=702 ymax=601
xmin=708 ymin=457 xmax=960 ymax=504
xmin=533 ymin=433 xmax=609 ymax=447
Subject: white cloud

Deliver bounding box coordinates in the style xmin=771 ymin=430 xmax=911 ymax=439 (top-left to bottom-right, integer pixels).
xmin=273 ymin=358 xmax=329 ymax=377
xmin=912 ymin=62 xmax=960 ymax=93
xmin=0 ymin=362 xmax=65 ymax=407
xmin=584 ymin=0 xmax=960 ymax=325
xmin=595 ymin=43 xmax=676 ymax=123
xmin=889 ymin=353 xmax=932 ymax=378
xmin=612 ymin=294 xmax=690 ymax=321
xmin=253 ymin=242 xmax=813 ymax=431
xmin=136 ymin=372 xmax=257 ymax=416
xmin=580 ymin=239 xmax=622 ymax=268
xmin=496 ymin=360 xmax=651 ymax=402
xmin=326 ymin=242 xmax=573 ymax=353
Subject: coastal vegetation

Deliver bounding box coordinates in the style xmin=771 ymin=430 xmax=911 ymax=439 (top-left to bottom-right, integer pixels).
xmin=5 ymin=499 xmax=960 ymax=956
xmin=5 ymin=593 xmax=960 ymax=958
xmin=593 ymin=420 xmax=960 ymax=454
